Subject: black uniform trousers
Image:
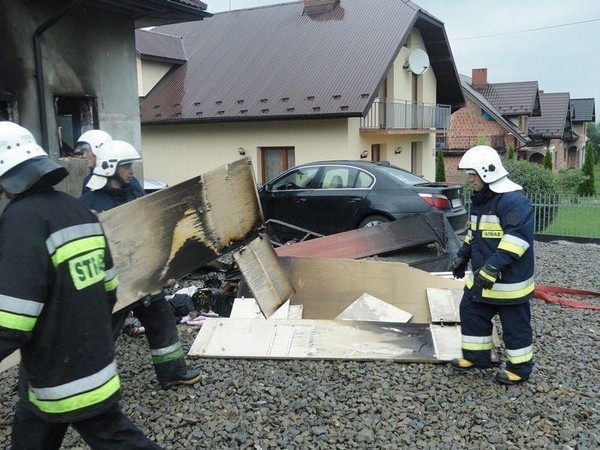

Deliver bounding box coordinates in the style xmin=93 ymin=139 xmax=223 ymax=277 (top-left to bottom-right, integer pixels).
xmin=460 ymin=289 xmax=534 ymax=378
xmin=113 ymin=293 xmax=188 ymax=384
xmin=11 ymin=402 xmax=162 ymax=450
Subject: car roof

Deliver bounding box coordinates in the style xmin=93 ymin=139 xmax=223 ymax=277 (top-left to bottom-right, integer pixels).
xmin=295 ymin=160 xmax=400 ymax=170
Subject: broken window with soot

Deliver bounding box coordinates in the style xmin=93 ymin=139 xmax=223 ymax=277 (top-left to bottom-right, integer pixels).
xmin=54 ymin=96 xmax=98 ymax=157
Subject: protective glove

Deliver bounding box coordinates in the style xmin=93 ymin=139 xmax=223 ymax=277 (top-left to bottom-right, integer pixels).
xmin=474 ymin=263 xmax=499 ymax=290
xmin=451 ymin=256 xmax=468 ymax=279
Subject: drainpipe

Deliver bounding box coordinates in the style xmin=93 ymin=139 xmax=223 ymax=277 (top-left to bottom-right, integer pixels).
xmin=34 ymin=1 xmax=84 ymax=152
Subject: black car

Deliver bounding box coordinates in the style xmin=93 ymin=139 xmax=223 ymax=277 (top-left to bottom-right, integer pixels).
xmin=258 ymin=160 xmax=467 ymax=241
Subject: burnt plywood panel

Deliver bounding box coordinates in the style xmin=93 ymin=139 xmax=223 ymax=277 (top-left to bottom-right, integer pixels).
xmin=233 ymin=235 xmax=295 ymax=318
xmin=274 ymin=212 xmax=454 ymax=259
xmin=189 ymin=318 xmax=438 ymax=362
xmin=100 ymin=158 xmax=262 ymax=311
xmin=335 ymin=293 xmax=412 ymax=323
xmin=280 ymin=257 xmax=463 ymax=323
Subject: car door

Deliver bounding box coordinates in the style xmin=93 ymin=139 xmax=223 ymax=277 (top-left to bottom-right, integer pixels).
xmin=305 ymin=165 xmax=372 ymax=235
xmin=259 ymin=166 xmax=320 ymax=235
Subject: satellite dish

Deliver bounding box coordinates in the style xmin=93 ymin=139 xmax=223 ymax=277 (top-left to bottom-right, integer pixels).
xmin=407 ymin=49 xmax=430 ymax=75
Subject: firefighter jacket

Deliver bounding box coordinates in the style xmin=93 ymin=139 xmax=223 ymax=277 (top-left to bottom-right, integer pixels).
xmin=457 ymin=187 xmax=535 ymax=305
xmin=79 ymin=179 xmax=145 ymax=212
xmin=0 ymin=186 xmax=121 ymax=423
xmin=82 ymin=171 xmax=144 ymax=196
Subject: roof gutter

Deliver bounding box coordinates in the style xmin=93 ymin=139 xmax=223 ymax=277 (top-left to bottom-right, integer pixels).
xmin=34 ymin=0 xmax=85 ymax=152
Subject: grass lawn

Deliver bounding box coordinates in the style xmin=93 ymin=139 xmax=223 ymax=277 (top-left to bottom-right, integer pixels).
xmin=540 ymin=166 xmax=600 ymax=237
xmin=542 ymin=203 xmax=600 ymax=238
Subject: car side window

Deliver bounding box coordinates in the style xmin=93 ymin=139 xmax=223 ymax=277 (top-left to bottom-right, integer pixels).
xmin=320 ymin=167 xmax=373 ymax=189
xmin=271 ymin=167 xmax=319 ymax=190
xmin=352 ymin=170 xmax=373 ymax=188
xmin=321 ymin=168 xmax=348 ymax=189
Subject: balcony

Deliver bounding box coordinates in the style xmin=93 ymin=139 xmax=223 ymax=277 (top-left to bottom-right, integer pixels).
xmin=360 ymin=98 xmax=451 ymax=133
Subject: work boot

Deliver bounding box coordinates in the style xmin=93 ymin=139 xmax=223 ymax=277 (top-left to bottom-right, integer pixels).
xmin=495 ymin=369 xmax=528 ymax=385
xmin=160 ymin=369 xmax=201 ymax=389
xmin=450 ymin=358 xmax=475 ymax=371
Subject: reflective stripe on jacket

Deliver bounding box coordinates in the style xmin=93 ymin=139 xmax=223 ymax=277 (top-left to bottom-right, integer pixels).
xmin=458 ymin=190 xmax=535 ymax=305
xmin=0 ymin=189 xmax=121 ymax=422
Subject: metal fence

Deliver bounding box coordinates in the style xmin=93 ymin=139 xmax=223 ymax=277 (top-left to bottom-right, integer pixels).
xmin=465 ymin=192 xmax=600 ymax=240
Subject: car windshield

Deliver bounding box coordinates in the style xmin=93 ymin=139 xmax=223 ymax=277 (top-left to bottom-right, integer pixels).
xmin=378 ymin=165 xmax=428 ymax=186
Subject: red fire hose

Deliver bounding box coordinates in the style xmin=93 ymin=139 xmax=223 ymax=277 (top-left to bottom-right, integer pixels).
xmin=534 ymin=284 xmax=600 ymax=310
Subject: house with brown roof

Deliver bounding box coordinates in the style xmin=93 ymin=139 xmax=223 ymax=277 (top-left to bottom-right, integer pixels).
xmin=440 ymin=68 xmax=542 ymax=183
xmin=0 ymin=0 xmax=210 ymax=196
xmin=136 ymin=0 xmax=464 ymax=186
xmin=528 ymin=91 xmax=578 ymax=169
xmin=570 ymin=98 xmax=596 ymax=168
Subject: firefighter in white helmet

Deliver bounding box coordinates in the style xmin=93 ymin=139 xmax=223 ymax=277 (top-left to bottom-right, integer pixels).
xmin=450 ymin=145 xmax=535 ymax=385
xmin=0 ymin=122 xmax=161 ymax=448
xmin=76 ymin=129 xmax=144 ymax=195
xmin=80 ymin=140 xmax=201 ymax=389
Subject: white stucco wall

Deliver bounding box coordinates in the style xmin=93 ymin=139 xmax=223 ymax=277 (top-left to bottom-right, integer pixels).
xmin=142 ymin=118 xmax=359 ymax=186
xmin=137 ymin=59 xmax=173 ymax=97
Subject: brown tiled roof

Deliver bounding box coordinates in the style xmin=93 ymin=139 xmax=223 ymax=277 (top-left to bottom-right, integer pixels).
xmin=529 ymin=92 xmax=571 ymax=139
xmin=136 ymin=30 xmax=187 ymax=64
xmin=570 ymin=98 xmax=596 ymax=123
xmin=139 ymin=0 xmax=464 ymax=124
xmin=473 ymin=81 xmax=540 ymax=117
xmin=460 ymin=75 xmax=530 ymax=145
xmin=94 ymin=0 xmax=211 ymax=28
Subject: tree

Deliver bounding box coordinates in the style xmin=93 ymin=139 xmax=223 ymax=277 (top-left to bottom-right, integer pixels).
xmin=508 ymin=146 xmax=516 ymax=160
xmin=577 ymin=140 xmax=596 ymax=195
xmin=435 ymin=149 xmax=446 ymax=182
xmin=543 ymin=147 xmax=553 ymax=171
xmin=586 ymin=122 xmax=600 ymax=161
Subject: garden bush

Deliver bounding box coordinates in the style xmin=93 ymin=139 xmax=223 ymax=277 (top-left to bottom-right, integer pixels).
xmin=555 ymin=169 xmax=587 ymax=194
xmin=505 ymin=160 xmax=559 ymax=232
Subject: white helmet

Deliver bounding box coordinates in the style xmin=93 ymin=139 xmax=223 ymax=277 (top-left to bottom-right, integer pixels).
xmin=75 ymin=129 xmax=112 ymax=155
xmin=86 ymin=140 xmax=141 ymax=190
xmin=459 ymin=145 xmax=521 ymax=193
xmin=0 ymin=121 xmax=67 ymax=194
xmin=0 ymin=121 xmax=47 ymax=177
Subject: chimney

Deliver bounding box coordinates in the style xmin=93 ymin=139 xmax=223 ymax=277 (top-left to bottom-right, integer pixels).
xmin=472 ymin=68 xmax=488 ymax=86
xmin=303 ymin=0 xmax=340 ymax=15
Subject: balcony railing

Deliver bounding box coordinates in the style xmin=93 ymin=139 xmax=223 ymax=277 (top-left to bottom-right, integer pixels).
xmin=360 ymin=98 xmax=451 ymax=131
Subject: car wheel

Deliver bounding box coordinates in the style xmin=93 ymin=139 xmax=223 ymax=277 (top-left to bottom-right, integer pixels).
xmin=359 ymin=215 xmax=390 ymax=228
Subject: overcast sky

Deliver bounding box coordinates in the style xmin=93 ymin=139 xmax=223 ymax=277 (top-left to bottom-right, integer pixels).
xmin=206 ymin=1 xmax=599 ymax=117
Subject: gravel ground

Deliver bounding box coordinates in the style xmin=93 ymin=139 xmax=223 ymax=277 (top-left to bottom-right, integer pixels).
xmin=1 ymin=240 xmax=599 ymax=449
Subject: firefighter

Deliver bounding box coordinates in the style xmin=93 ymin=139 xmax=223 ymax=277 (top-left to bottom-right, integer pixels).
xmin=80 ymin=140 xmax=201 ymax=389
xmin=75 ymin=129 xmax=143 ymax=196
xmin=0 ymin=122 xmax=161 ymax=449
xmin=450 ymin=145 xmax=535 ymax=385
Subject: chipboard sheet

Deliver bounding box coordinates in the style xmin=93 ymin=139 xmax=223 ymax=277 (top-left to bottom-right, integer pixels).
xmin=189 ymin=318 xmax=442 ymax=362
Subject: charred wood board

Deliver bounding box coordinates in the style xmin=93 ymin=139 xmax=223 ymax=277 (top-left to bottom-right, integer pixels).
xmin=1 ymin=158 xmax=263 ymax=374
xmin=189 ymin=318 xmax=440 ymax=361
xmin=102 ymin=157 xmax=263 ymax=312
xmin=274 ymin=212 xmax=457 ymax=259
xmin=233 ymin=234 xmax=295 ymax=318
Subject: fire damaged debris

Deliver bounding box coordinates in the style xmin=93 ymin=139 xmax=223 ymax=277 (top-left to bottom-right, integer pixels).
xmin=189 ymin=234 xmax=467 ymax=362
xmin=273 ymin=211 xmax=461 ymax=273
